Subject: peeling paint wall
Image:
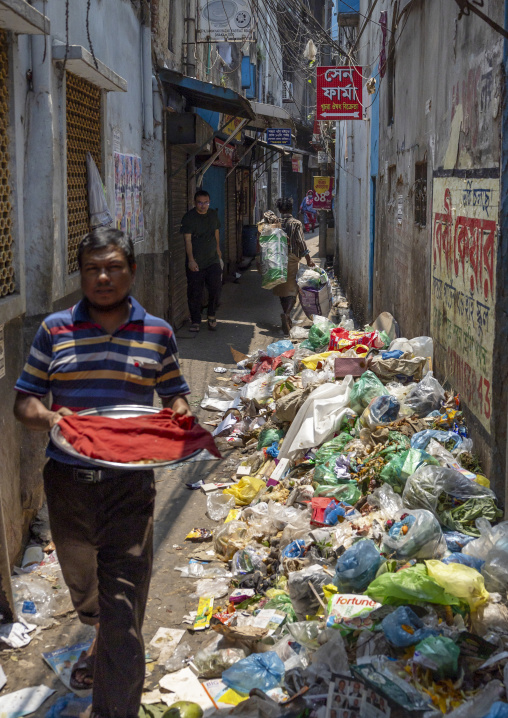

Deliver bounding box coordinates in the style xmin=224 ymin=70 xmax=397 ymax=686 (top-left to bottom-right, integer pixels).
xmin=334 ymin=0 xmax=504 ymax=492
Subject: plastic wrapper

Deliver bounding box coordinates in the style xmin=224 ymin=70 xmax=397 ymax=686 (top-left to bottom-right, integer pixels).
xmin=259 ymin=227 xmax=288 ymax=290
xmin=462 ymin=519 xmax=508 ymax=560
xmin=404 ymin=371 xmax=445 ymax=417
xmin=348 ymin=370 xmax=388 ymax=414
xmin=288 ymin=564 xmax=330 ymax=619
xmin=315 ymin=433 xmax=354 ymax=466
xmin=175 ymin=563 xmax=230 ymax=579
xmin=300 ymin=319 xmax=335 ymax=352
xmin=279 ymin=508 xmax=313 ymax=549
xmin=300 ymin=367 xmax=334 ymax=388
xmin=272 ymin=636 xmax=308 ymax=670
xmin=381 ymin=605 xmax=439 ymax=647
xmin=413 ymin=635 xmax=460 ymax=678
xmin=481 ymin=550 xmax=508 ymax=593
xmin=410 ymin=429 xmax=464 ymax=451
xmin=221 ymin=651 xmax=285 ymax=693
xmin=240 ymin=371 xmax=276 ymax=402
xmin=193 ymin=635 xmax=247 ymax=678
xmin=382 ymin=509 xmax=446 ymax=560
xmin=333 ymin=540 xmax=382 ymax=593
xmin=297 ymin=266 xmax=328 ymax=289
xmin=257 ymin=427 xmax=284 ymax=450
xmin=286 ymin=621 xmax=323 ymax=649
xmin=12 ymin=574 xmax=59 ymax=626
xmin=365 ymin=563 xmax=462 ymax=606
xmin=360 ymin=395 xmax=400 ymax=428
xmin=263 ymin=593 xmax=298 ymax=623
xmin=367 ymin=483 xmax=403 ymax=520
xmin=231 ymin=546 xmax=267 ymax=576
xmin=266 ymin=502 xmax=302 ymax=531
xmin=314 ymin=482 xmax=361 ymax=505
xmin=402 ymin=465 xmax=496 ymax=516
xmin=223 ymin=476 xmax=266 ymax=506
xmin=425 ymin=559 xmax=489 ymax=610
xmin=162 ymin=641 xmax=193 ymax=673
xmin=329 ymin=327 xmax=384 ymax=353
xmin=289 ymin=326 xmax=309 ymax=340
xmin=206 ymin=493 xmax=235 ymax=521
xmin=213 ymin=521 xmax=253 ymax=561
xmin=265 ymin=339 xmax=293 ymax=357
xmin=190 ymin=578 xmax=230 ymax=599
xmin=379 ymin=449 xmax=439 ymax=491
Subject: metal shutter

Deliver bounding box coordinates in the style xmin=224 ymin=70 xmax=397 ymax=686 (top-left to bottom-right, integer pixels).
xmin=0 ymin=31 xmax=14 ymax=298
xmin=168 ymin=145 xmax=189 ymax=328
xmin=66 ymin=71 xmax=102 ymax=274
xmin=226 ymin=171 xmax=237 ymax=270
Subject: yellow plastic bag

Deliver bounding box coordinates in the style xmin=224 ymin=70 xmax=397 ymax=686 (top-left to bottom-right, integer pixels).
xmin=425 ymin=559 xmax=489 ymax=611
xmin=300 ymin=352 xmax=338 ymax=371
xmin=223 ymin=476 xmax=266 ymax=506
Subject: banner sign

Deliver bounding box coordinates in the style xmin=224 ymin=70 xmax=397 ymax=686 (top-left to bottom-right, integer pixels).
xmin=197 ymin=0 xmax=253 ymax=42
xmin=114 ymin=152 xmax=144 ymax=243
xmin=313 ymin=176 xmax=334 ymax=210
xmin=222 ymin=115 xmax=243 ymax=141
xmin=212 ymin=138 xmax=235 ymax=167
xmin=292 ymin=156 xmax=303 ymax=173
xmin=266 ymin=128 xmax=291 ymax=145
xmin=316 ymin=66 xmax=363 ymax=121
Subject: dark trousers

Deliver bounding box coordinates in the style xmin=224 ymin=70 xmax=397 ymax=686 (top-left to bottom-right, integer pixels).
xmin=43 ymin=459 xmax=155 ymax=718
xmin=186 ymin=262 xmax=222 ymax=324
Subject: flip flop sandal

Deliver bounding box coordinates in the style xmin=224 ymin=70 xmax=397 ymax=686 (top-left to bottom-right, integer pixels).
xmin=207 ymin=318 xmax=217 ymax=331
xmin=70 ymin=651 xmax=95 ymax=691
xmin=188 ymin=323 xmax=200 ymax=332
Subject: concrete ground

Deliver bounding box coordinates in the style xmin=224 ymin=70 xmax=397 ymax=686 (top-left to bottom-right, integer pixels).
xmin=0 ymin=233 xmax=320 ymax=712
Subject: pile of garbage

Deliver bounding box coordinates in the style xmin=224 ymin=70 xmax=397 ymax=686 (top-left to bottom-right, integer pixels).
xmin=174 ymin=311 xmax=508 ymax=718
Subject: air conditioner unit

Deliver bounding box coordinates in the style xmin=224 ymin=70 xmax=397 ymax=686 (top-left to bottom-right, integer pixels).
xmin=282 ymin=80 xmax=294 ymax=103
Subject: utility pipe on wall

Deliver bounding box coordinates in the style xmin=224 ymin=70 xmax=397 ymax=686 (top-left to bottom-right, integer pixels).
xmin=187 ymin=0 xmax=196 ymax=77
xmin=142 ymin=11 xmax=153 ymax=139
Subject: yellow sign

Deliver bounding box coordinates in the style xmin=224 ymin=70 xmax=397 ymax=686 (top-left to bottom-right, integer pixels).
xmin=222 ymin=115 xmax=243 ymax=141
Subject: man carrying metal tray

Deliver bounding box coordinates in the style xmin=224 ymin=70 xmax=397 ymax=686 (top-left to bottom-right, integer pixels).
xmin=13 ymin=227 xmax=193 ymax=718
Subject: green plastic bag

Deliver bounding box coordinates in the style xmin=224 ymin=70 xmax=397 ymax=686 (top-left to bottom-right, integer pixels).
xmin=414 ymin=635 xmax=460 ymax=679
xmin=257 ymin=427 xmax=285 ymax=450
xmin=315 ymin=433 xmax=353 ymax=466
xmin=365 ymin=564 xmax=461 ymax=606
xmin=301 ymin=321 xmax=335 ymax=352
xmin=314 ymin=482 xmax=361 ymax=505
xmin=349 ymin=371 xmax=387 ymax=414
xmin=380 ymin=449 xmax=440 ymax=491
xmin=259 ymin=229 xmax=288 ymax=290
xmin=379 ymin=432 xmax=411 ymax=458
xmin=439 ymin=496 xmax=502 ymax=537
xmin=263 ymin=593 xmax=297 ymax=623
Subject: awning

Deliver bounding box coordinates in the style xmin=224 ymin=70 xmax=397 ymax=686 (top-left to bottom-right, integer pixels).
xmin=159 ymin=69 xmax=255 ymax=121
xmin=256 ymin=139 xmax=291 ymax=155
xmin=0 ymin=0 xmax=49 ymax=34
xmin=248 ymin=102 xmax=296 ymax=132
xmin=53 ymin=45 xmax=127 ymax=92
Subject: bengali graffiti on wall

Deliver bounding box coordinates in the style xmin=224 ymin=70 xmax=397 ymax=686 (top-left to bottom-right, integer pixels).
xmin=431 ymin=175 xmax=498 ymax=433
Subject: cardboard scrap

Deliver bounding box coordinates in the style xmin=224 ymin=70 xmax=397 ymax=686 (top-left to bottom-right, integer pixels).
xmin=148 ymin=627 xmax=185 ymax=665
xmin=159 ymin=667 xmax=214 ymax=711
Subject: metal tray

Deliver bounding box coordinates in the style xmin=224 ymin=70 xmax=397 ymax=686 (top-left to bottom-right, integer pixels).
xmin=50 ymin=405 xmax=200 ymax=470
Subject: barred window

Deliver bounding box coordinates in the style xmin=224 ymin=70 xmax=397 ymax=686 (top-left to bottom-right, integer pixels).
xmin=414 ymin=161 xmax=427 ymax=227
xmin=66 ymin=71 xmax=102 ymax=273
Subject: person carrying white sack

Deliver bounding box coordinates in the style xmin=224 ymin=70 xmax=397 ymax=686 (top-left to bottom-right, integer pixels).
xmin=263 ymin=198 xmax=315 ymax=335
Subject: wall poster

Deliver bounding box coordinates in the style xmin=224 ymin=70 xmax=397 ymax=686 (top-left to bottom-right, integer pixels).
xmin=431 ymin=175 xmax=499 ymax=433
xmin=114 ymin=152 xmax=144 ymax=243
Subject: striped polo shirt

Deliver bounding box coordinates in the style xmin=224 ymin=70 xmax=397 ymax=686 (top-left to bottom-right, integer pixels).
xmin=15 ymin=296 xmax=190 ymax=465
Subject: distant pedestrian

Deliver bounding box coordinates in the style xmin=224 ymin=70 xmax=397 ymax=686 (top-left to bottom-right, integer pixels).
xmin=269 ymin=197 xmax=315 ymax=335
xmin=299 ymin=189 xmax=317 ymax=233
xmin=181 ymin=189 xmax=222 ymax=332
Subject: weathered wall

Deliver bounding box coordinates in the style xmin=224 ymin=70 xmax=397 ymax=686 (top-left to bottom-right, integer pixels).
xmin=0 ymin=0 xmax=169 ymax=564
xmin=334 ymin=0 xmax=504 ymax=493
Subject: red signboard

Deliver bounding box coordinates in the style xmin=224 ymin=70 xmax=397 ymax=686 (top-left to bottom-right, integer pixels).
xmin=316 ymin=66 xmax=363 ymax=121
xmin=213 ymin=138 xmax=235 ymax=167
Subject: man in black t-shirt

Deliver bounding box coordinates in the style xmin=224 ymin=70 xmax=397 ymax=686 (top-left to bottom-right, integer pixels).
xmin=180 ymin=189 xmax=222 ymax=332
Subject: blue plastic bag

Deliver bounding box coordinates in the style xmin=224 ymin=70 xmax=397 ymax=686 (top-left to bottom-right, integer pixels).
xmin=323 ymin=500 xmax=354 ymax=526
xmin=381 ymin=605 xmax=440 ymax=647
xmin=443 ymin=530 xmax=476 ymax=552
xmin=334 ymin=539 xmax=382 ymax=592
xmin=265 ymin=441 xmax=279 ymax=458
xmin=382 ymin=350 xmax=404 ymax=360
xmin=411 ymin=430 xmax=463 ymax=451
xmin=481 ymin=703 xmax=508 ymax=718
xmin=442 ymin=553 xmax=485 ymax=571
xmin=222 ymin=651 xmax=285 ymax=694
xmin=282 ymin=540 xmax=307 ymax=559
xmin=265 ymin=339 xmax=294 ymax=357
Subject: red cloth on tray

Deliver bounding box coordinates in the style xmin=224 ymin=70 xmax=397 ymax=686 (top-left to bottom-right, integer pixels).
xmin=57 ymin=408 xmax=221 ymax=463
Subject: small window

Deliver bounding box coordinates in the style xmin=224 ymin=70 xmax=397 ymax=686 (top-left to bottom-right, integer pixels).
xmin=414 ymin=162 xmax=427 ymax=227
